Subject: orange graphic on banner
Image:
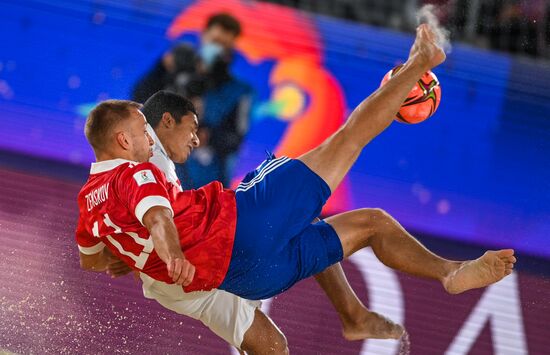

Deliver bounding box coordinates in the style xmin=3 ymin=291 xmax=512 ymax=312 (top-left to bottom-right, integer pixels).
xmin=168 ymin=0 xmax=350 ymax=214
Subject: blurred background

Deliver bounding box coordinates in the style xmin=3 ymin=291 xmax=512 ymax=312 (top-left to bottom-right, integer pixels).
xmin=0 ymin=0 xmax=549 ymax=354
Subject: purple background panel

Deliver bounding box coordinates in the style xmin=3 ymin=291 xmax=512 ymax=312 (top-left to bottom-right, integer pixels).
xmin=0 ymin=167 xmax=548 ymax=354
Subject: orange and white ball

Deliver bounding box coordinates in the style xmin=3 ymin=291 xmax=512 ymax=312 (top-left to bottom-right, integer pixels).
xmin=381 ymin=65 xmax=441 ymax=124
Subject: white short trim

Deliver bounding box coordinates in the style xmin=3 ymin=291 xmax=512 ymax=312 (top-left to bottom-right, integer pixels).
xmin=78 ymin=242 xmax=105 ymax=255
xmin=236 ymin=157 xmax=290 ymax=193
xmin=135 ymin=195 xmax=173 ymax=225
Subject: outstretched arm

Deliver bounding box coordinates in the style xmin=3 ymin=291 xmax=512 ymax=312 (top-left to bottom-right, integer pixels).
xmin=142 ymin=206 xmax=195 ymax=286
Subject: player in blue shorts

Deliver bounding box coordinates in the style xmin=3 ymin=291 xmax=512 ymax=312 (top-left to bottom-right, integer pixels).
xmin=214 ymin=25 xmax=515 ymax=301
xmin=79 ymin=25 xmax=516 ymax=353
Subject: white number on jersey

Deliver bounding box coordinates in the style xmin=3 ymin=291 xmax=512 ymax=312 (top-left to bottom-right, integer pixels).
xmin=97 ymin=213 xmax=154 ymax=269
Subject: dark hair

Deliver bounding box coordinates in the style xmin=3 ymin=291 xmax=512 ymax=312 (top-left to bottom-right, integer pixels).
xmin=140 ymin=90 xmax=197 ymax=128
xmin=85 ymin=100 xmax=141 ymax=151
xmin=205 ymin=13 xmax=242 ymax=37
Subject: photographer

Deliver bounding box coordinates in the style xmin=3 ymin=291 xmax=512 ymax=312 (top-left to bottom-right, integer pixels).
xmin=132 ymin=43 xmax=199 ymax=103
xmin=132 ymin=13 xmax=252 ymax=187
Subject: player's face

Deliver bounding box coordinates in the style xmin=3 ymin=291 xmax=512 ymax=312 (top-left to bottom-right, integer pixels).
xmin=164 ymin=113 xmax=200 ymax=164
xmin=128 ymin=109 xmax=154 ymax=163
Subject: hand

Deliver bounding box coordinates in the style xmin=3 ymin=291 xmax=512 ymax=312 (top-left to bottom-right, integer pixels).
xmin=106 ymin=257 xmax=134 ymax=278
xmin=408 ymin=24 xmax=446 ymax=71
xmin=167 ymin=256 xmax=195 ymax=286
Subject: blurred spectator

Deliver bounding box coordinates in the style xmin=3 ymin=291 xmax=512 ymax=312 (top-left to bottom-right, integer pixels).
xmin=473 ymin=0 xmax=542 ymax=56
xmin=260 ymin=0 xmax=550 ymax=59
xmin=132 ymin=13 xmax=253 ymax=188
xmin=132 ymin=43 xmax=200 ymax=103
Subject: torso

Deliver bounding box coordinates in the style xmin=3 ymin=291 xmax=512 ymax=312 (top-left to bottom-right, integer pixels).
xmin=75 ymin=160 xmax=237 ymax=291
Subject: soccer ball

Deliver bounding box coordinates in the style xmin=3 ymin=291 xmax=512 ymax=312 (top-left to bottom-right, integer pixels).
xmin=380 ymin=64 xmax=441 ymax=124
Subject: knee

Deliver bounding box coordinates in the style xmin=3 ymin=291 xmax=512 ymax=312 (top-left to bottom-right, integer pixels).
xmin=360 ymin=208 xmax=394 ymax=235
xmin=261 ymin=331 xmax=288 ymax=355
xmin=241 ymin=310 xmax=289 ymax=355
xmin=242 ymin=332 xmax=288 ymax=355
xmin=368 ymin=208 xmax=392 ymax=221
xmin=271 ymin=333 xmax=289 ymax=355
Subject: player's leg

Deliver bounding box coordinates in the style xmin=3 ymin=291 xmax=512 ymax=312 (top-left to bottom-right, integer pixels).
xmin=140 ymin=274 xmax=287 ymax=353
xmin=324 ymin=208 xmax=516 ymax=294
xmin=313 ymin=263 xmax=404 ymax=340
xmin=305 ymin=216 xmax=398 ymax=340
xmin=197 ymin=291 xmax=289 ymax=354
xmin=240 ymin=309 xmax=288 ymax=355
xmin=298 ymin=25 xmax=446 ymax=193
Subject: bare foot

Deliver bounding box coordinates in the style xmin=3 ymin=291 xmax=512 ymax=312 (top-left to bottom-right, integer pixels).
xmin=443 ymin=249 xmax=517 ymax=294
xmin=408 ymin=24 xmax=446 ymax=71
xmin=342 ymin=309 xmax=404 ymax=341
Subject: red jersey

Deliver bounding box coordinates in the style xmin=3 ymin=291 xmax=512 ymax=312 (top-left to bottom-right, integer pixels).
xmin=75 ymin=159 xmax=237 ymax=292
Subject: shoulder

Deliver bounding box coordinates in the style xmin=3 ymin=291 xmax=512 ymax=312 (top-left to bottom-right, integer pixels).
xmin=117 ymin=161 xmax=162 ymax=174
xmin=116 ymin=162 xmax=167 ymax=186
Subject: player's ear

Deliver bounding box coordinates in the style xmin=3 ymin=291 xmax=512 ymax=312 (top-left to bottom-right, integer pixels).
xmin=161 ymin=112 xmax=175 ymax=128
xmin=115 ymin=131 xmax=131 ymax=150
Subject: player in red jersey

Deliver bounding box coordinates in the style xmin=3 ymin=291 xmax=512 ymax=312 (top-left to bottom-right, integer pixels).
xmin=138 ymin=90 xmax=393 ymax=351
xmin=77 ymin=25 xmax=516 ymax=353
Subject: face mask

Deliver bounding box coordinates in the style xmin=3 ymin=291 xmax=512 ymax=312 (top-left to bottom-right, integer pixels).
xmin=199 ymin=42 xmax=224 ymax=69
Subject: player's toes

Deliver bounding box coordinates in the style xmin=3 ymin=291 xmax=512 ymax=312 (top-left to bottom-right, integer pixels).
xmin=505 ymin=269 xmax=513 ymax=275
xmin=392 ymin=324 xmax=405 ymax=339
xmin=496 ymin=249 xmax=515 ymax=257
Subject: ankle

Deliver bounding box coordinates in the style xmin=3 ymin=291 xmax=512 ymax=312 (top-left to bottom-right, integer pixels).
xmin=441 ymin=261 xmax=463 ymax=282
xmin=339 ymin=303 xmax=369 ymax=326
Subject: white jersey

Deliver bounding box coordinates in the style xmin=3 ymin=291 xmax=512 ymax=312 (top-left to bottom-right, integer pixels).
xmin=142 ymin=124 xmax=260 ymax=349
xmin=147 ymin=125 xmax=180 ymax=189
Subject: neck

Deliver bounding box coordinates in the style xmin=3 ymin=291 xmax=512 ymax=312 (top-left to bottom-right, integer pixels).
xmin=154 ymin=128 xmax=171 ymax=157
xmin=94 ymin=150 xmax=132 ymax=163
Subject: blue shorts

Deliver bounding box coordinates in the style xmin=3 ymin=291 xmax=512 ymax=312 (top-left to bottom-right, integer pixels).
xmin=218 ymin=155 xmax=344 ymax=300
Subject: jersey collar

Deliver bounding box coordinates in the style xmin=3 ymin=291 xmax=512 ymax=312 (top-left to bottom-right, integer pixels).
xmin=147 ymin=124 xmax=169 ymax=160
xmin=90 ymin=159 xmax=135 ymax=174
